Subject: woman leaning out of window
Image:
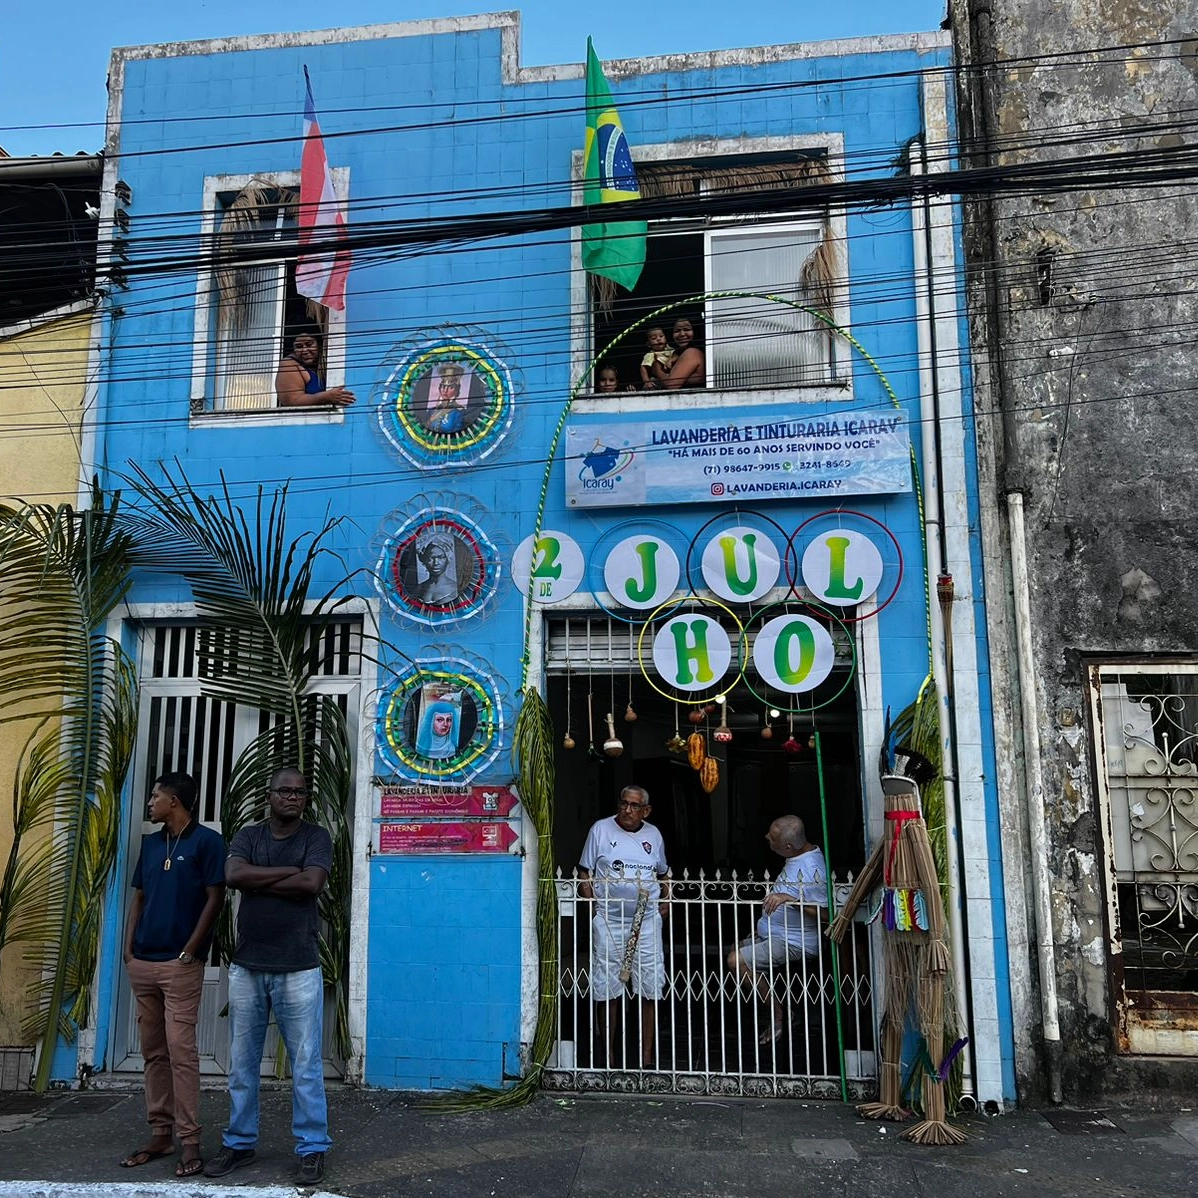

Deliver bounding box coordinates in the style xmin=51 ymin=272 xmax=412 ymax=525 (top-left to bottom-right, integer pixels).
xmin=275 ymin=332 xmax=356 ymax=407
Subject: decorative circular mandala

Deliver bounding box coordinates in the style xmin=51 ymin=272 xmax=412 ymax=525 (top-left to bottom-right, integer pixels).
xmin=376 ymin=660 xmax=503 ymax=784
xmin=377 ymin=508 xmax=501 ymax=627
xmin=378 ymin=336 xmax=514 ymax=469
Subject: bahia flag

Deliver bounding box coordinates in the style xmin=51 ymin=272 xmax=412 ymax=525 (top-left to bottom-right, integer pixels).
xmin=296 ymin=66 xmax=350 ymax=311
xmin=582 ymin=38 xmax=647 ymax=292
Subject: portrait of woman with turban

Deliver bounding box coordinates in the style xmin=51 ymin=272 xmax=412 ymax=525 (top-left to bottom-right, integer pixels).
xmin=413 ymin=530 xmax=460 ymax=605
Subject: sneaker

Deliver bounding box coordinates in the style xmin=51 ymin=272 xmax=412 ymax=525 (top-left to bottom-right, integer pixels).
xmin=297 ymin=1151 xmax=325 ymax=1184
xmin=203 ymin=1146 xmax=256 ymax=1177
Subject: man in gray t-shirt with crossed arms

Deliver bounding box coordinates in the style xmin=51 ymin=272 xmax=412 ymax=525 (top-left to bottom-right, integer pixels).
xmin=204 ymin=767 xmax=333 ymax=1187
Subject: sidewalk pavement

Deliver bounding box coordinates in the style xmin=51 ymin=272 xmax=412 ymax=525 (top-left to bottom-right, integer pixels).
xmin=1 ymin=1083 xmax=1196 ymax=1198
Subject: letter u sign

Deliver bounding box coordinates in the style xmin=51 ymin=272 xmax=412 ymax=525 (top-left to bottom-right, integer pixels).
xmin=700 ymin=525 xmax=780 ymax=603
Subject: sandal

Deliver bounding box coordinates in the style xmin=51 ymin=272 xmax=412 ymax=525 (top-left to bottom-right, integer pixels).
xmin=176 ymin=1155 xmax=204 ymax=1178
xmin=119 ymin=1145 xmax=174 ymax=1168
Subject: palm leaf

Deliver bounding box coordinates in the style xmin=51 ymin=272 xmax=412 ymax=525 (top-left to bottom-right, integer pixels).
xmin=0 ymin=489 xmax=137 ymax=1091
xmin=119 ymin=466 xmax=358 ymax=1065
xmin=121 ymin=466 xmax=358 ymax=718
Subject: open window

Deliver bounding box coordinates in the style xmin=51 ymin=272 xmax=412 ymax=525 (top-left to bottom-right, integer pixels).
xmin=591 ymin=153 xmax=844 ymax=395
xmin=192 ymin=172 xmax=346 ymax=416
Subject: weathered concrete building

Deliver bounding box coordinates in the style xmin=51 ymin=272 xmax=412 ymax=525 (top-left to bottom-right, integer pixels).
xmin=950 ymin=3 xmax=1198 ymax=1100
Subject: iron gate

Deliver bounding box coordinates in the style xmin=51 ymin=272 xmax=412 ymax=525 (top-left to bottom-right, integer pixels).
xmin=1091 ymin=664 xmax=1198 ymax=1055
xmin=546 ymin=869 xmax=876 ymax=1098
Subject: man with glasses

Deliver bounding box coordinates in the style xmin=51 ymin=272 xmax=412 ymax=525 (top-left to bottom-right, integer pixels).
xmin=578 ymin=784 xmax=670 ymax=1069
xmin=204 ymin=768 xmax=332 ymax=1186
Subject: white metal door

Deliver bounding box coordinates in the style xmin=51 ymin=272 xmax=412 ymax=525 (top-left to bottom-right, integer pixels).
xmin=111 ymin=620 xmax=362 ymax=1076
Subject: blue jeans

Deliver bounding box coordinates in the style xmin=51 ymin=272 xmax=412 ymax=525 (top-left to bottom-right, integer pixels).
xmin=223 ymin=963 xmax=330 ymax=1156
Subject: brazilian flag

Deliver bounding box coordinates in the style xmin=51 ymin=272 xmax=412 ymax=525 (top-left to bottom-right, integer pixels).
xmin=582 ymin=37 xmax=647 ymax=292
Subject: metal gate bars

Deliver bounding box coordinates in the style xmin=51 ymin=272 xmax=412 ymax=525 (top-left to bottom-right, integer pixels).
xmin=544 ymin=870 xmax=877 ymax=1098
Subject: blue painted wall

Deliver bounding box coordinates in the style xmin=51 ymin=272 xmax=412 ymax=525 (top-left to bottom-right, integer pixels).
xmin=93 ymin=18 xmax=1011 ymax=1095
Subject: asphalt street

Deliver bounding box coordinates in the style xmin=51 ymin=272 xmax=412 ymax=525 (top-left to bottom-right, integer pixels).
xmin=1 ymin=1085 xmax=1195 ymax=1198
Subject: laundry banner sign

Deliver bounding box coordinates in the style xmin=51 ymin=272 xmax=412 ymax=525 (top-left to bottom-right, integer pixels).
xmin=565 ymin=409 xmax=911 ymax=508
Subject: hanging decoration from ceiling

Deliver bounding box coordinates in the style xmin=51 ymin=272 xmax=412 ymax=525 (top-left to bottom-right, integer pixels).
xmin=376 ymin=328 xmax=515 ymax=469
xmin=376 ymin=654 xmax=505 ymax=784
xmin=375 ymin=498 xmax=502 ymax=628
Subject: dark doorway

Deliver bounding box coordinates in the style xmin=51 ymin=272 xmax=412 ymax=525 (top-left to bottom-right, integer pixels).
xmin=548 ymin=667 xmax=863 ymax=880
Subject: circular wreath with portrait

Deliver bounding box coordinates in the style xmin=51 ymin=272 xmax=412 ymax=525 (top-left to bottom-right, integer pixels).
xmin=377 ymin=663 xmax=502 ymax=783
xmin=379 ymin=510 xmax=501 ymax=626
xmin=379 ymin=338 xmax=514 ymax=469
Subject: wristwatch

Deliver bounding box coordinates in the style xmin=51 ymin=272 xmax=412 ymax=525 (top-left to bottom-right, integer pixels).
xmin=178 ymin=951 xmax=195 ymax=964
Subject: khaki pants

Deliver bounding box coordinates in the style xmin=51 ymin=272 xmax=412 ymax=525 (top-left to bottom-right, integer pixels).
xmin=126 ymin=955 xmax=205 ymax=1147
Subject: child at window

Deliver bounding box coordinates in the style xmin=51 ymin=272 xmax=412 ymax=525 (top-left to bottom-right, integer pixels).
xmin=639 ymin=326 xmax=677 ymax=389
xmin=594 ymin=363 xmax=633 ymax=394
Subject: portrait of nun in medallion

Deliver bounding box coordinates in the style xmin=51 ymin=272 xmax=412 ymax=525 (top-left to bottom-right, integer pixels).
xmin=414 ymin=689 xmax=464 ymax=760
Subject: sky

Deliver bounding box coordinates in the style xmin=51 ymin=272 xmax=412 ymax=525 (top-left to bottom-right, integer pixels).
xmin=0 ymin=1 xmax=945 ymax=158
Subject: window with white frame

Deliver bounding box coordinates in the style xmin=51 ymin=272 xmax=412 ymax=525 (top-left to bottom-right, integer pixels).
xmin=590 ymin=154 xmax=843 ymax=394
xmin=192 ymin=172 xmax=347 ymax=415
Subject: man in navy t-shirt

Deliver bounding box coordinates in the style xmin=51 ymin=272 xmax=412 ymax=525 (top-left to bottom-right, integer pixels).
xmin=119 ymin=772 xmax=225 ymax=1178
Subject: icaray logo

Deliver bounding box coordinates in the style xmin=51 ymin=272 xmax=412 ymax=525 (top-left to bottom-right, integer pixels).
xmin=579 ymin=439 xmax=634 ymax=492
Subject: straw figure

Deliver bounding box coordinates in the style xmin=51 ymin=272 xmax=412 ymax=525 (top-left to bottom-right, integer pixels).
xmin=827 ymin=770 xmax=967 ymax=1146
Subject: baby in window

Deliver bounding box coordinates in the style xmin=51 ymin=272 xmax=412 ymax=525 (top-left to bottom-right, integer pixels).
xmin=639 ymin=326 xmax=677 ymax=389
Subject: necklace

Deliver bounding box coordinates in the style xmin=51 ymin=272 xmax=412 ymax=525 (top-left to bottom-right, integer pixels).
xmin=162 ymin=820 xmax=192 ymax=871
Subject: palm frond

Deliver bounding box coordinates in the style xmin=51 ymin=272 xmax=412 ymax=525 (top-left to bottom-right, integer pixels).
xmin=0 ymin=489 xmax=137 ymax=1091
xmin=121 ymin=466 xmax=359 ymax=719
xmin=119 ymin=466 xmax=358 ymax=1065
xmin=0 ymin=490 xmax=134 ymax=726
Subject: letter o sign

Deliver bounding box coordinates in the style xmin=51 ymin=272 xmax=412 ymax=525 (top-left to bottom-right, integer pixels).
xmin=751 ymin=615 xmax=835 ymax=693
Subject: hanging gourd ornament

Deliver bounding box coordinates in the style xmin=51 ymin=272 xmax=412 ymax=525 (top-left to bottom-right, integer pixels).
xmin=666 ymin=733 xmax=686 ymax=753
xmin=783 ymin=735 xmax=803 ymax=755
xmin=563 ymin=732 xmax=576 ymax=750
xmin=699 ymin=756 xmax=720 ymax=794
xmin=686 ymin=732 xmax=707 ymax=770
xmin=713 ymin=721 xmax=733 ymax=744
xmin=688 ymin=708 xmax=706 ymax=725
xmin=760 ymin=725 xmax=774 ymax=740
xmin=603 ymin=712 xmax=624 ymax=757
xmin=624 ymin=702 xmax=638 ymax=723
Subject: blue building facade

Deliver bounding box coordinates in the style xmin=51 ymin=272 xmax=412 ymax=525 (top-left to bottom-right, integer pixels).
xmin=83 ymin=12 xmax=1015 ymax=1105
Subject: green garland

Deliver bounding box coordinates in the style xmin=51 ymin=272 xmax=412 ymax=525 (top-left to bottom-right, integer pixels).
xmin=433 ymin=685 xmax=557 ymax=1110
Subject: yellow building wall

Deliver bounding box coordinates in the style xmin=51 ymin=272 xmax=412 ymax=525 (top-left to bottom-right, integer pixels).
xmin=0 ymin=310 xmax=93 ymax=1047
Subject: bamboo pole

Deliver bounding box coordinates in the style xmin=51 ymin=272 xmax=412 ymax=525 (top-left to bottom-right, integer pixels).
xmin=814 ymin=729 xmax=848 ymax=1104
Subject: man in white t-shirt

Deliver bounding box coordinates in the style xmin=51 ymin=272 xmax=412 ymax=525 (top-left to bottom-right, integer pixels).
xmin=727 ymin=814 xmax=828 ymax=1044
xmin=578 ymin=784 xmax=670 ymax=1069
